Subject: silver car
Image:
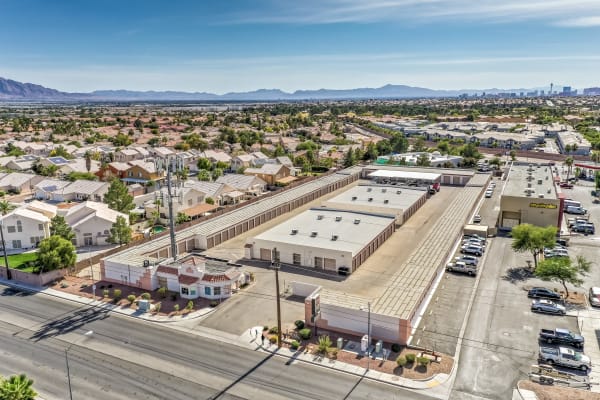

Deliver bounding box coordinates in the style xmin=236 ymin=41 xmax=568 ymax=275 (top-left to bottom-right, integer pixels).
xmin=531 ymin=299 xmax=566 ymax=315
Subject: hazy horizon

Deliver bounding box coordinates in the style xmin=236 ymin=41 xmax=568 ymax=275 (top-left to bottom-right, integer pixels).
xmin=1 ymin=0 xmax=599 ymax=93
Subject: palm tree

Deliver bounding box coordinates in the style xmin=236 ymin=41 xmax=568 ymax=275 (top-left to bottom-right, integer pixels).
xmin=0 ymin=373 xmax=38 ymax=400
xmin=84 ymin=150 xmax=92 ymax=173
xmin=0 ymin=200 xmax=15 ymax=216
xmin=565 ymin=156 xmax=574 ymax=182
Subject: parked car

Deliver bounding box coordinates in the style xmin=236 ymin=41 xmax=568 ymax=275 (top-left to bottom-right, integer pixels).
xmin=463 ymin=239 xmax=486 ymax=249
xmin=446 ymin=261 xmax=477 ymax=276
xmin=538 ymin=346 xmax=591 ymax=372
xmin=485 ymin=190 xmax=493 ymax=198
xmin=565 ymin=206 xmax=587 ymax=215
xmin=589 ymin=287 xmax=600 ymax=307
xmin=556 ymin=238 xmax=569 ymax=247
xmin=461 ymin=245 xmax=483 ymax=256
xmin=472 ymin=215 xmax=482 ymax=223
xmin=528 ymin=287 xmax=562 ymax=300
xmin=568 ymin=218 xmax=589 ymax=228
xmin=573 ymin=223 xmax=595 ymax=235
xmin=463 ymin=234 xmax=487 ymax=243
xmin=455 ymin=255 xmax=479 ymax=266
xmin=531 ymin=299 xmax=566 ymax=315
xmin=559 ymin=182 xmax=573 ymax=189
xmin=539 ymin=328 xmax=584 ymax=348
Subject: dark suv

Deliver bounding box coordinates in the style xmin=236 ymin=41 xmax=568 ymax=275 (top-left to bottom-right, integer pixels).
xmin=528 ymin=287 xmax=561 ymax=300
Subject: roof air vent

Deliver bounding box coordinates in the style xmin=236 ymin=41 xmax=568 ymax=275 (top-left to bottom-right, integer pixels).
xmin=384 ymin=199 xmax=389 ymax=204
xmin=537 ymin=179 xmax=542 ymax=185
xmin=538 ymin=194 xmax=544 ymax=198
xmin=382 ymin=188 xmax=387 ymax=193
xmin=396 ymin=190 xmax=401 ymax=194
xmin=291 ymin=229 xmax=298 ymax=235
xmin=143 ymin=260 xmax=150 ymax=268
xmin=351 ymin=196 xmax=357 ymax=201
xmin=527 ymin=183 xmax=532 ymax=188
xmin=335 ymin=216 xmax=342 ymax=222
xmin=368 ymin=198 xmax=373 ymax=202
xmin=354 ymin=219 xmax=360 ymax=225
xmin=331 ymin=235 xmax=338 ymax=241
xmin=317 ymin=215 xmax=324 ymax=220
xmin=310 ymin=231 xmax=318 ymax=237
xmin=367 ymin=187 xmax=372 ymax=192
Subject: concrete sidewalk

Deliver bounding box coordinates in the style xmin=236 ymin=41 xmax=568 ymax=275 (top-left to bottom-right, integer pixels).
xmin=0 ymin=278 xmax=450 ymax=396
xmin=574 ymin=308 xmax=600 ymax=392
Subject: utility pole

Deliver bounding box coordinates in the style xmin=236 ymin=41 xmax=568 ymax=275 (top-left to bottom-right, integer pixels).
xmin=0 ymin=223 xmax=11 ymax=280
xmin=155 ymin=156 xmax=184 ymax=261
xmin=88 ymin=247 xmax=95 ymax=300
xmin=367 ymin=301 xmax=371 ymax=371
xmin=272 ymin=247 xmax=282 ymax=348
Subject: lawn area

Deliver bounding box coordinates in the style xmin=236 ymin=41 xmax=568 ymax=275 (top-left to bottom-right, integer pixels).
xmin=0 ymin=252 xmax=38 ymax=272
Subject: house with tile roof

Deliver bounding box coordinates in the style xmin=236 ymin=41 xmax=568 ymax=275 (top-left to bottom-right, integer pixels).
xmin=0 ymin=201 xmax=56 ymax=251
xmin=243 ymin=164 xmax=294 ymax=185
xmin=59 ymin=201 xmax=128 ymax=247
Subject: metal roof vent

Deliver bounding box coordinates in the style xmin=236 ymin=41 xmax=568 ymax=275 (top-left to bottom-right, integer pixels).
xmin=384 ymin=199 xmax=389 ymax=204
xmin=537 ymin=179 xmax=543 ymax=185
xmin=396 ymin=190 xmax=401 ymax=194
xmin=331 ymin=235 xmax=338 ymax=241
xmin=310 ymin=231 xmax=318 ymax=237
xmin=354 ymin=219 xmax=361 ymax=224
xmin=368 ymin=198 xmax=373 ymax=202
xmin=367 ymin=187 xmax=372 ymax=192
xmin=291 ymin=229 xmax=298 ymax=235
xmin=527 ymin=183 xmax=532 ymax=188
xmin=538 ymin=194 xmax=544 ymax=198
xmin=317 ymin=215 xmax=324 ymax=220
xmin=547 ymin=189 xmax=551 ymax=194
xmin=335 ymin=216 xmax=342 ymax=222
xmin=382 ymin=188 xmax=387 ymax=193
xmin=351 ymin=196 xmax=357 ymax=201
xmin=143 ymin=260 xmax=150 ymax=268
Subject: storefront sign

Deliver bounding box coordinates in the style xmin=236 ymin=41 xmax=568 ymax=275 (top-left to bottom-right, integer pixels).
xmin=529 ymin=202 xmax=557 ymax=209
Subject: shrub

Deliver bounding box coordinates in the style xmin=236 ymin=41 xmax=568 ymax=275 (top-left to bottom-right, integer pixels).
xmin=61 ymin=283 xmax=69 ymax=288
xmin=263 ymin=325 xmax=269 ymax=331
xmin=329 ymin=348 xmax=339 ymax=358
xmin=299 ymin=328 xmax=312 ymax=340
xmin=209 ymin=301 xmax=218 ymax=307
xmin=103 ymin=289 xmax=109 ymax=297
xmin=290 ymin=340 xmax=300 ymax=350
xmin=171 ymin=293 xmax=178 ymax=301
xmin=158 ymin=287 xmax=167 ymax=298
xmin=154 ymin=303 xmax=161 ymax=313
xmin=173 ymin=304 xmax=180 ymax=312
xmin=417 ymin=357 xmax=430 ymax=368
xmin=391 ymin=343 xmax=401 ymax=353
xmin=396 ymin=355 xmax=407 ymax=367
xmin=141 ymin=292 xmax=151 ymax=300
xmin=405 ymin=353 xmax=416 ymax=364
xmin=268 ymin=326 xmax=279 ymax=334
xmin=318 ymin=335 xmax=332 ymax=354
xmin=294 ymin=320 xmax=305 ymax=330
xmin=127 ymin=294 xmax=136 ymax=304
xmin=269 ymin=336 xmax=277 ymax=344
xmin=113 ymin=289 xmax=122 ymax=299
xmin=186 ymin=300 xmax=194 ymax=310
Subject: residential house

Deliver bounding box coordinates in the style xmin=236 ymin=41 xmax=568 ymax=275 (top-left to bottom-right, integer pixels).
xmin=33 ymin=179 xmax=70 ymax=200
xmin=0 ymin=201 xmax=56 ymax=251
xmin=38 ymin=156 xmax=71 ymax=169
xmin=140 ymin=185 xmax=215 ymax=222
xmin=59 ymin=201 xmax=128 ymax=247
xmin=5 ymin=156 xmax=38 ymax=172
xmin=216 ymin=174 xmax=267 ymax=198
xmin=243 ymin=164 xmax=294 ymax=185
xmin=123 ymin=160 xmax=164 ymax=185
xmin=95 ymin=162 xmax=130 ymax=182
xmin=59 ymin=158 xmax=101 ymax=175
xmin=114 ymin=148 xmax=144 ymax=163
xmin=0 ymin=172 xmax=43 ymax=194
xmin=35 ymin=179 xmax=109 ymax=202
xmin=152 ymin=147 xmax=175 ymax=159
xmin=230 ymin=154 xmax=258 ymax=171
xmin=185 ymin=180 xmax=238 ymax=206
xmin=201 ymin=150 xmax=232 ymax=165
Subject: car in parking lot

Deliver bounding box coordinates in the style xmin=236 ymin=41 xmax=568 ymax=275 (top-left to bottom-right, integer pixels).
xmin=589 ymin=287 xmax=600 ymax=307
xmin=528 ymin=287 xmax=562 ymax=300
xmin=463 ymin=238 xmax=486 ymax=248
xmin=565 ymin=206 xmax=587 ymax=215
xmin=463 ymin=234 xmax=487 ymax=243
xmin=446 ymin=261 xmax=477 ymax=276
xmin=461 ymin=245 xmax=483 ymax=256
xmin=539 ymin=328 xmax=584 ymax=348
xmin=485 ymin=190 xmax=493 ymax=198
xmin=538 ymin=346 xmax=591 ymax=372
xmin=455 ymin=255 xmax=479 ymax=266
xmin=573 ymin=223 xmax=595 ymax=235
xmin=568 ymin=218 xmax=589 ymax=228
xmin=473 ymin=215 xmax=482 ymax=223
xmin=559 ymin=182 xmax=573 ymax=189
xmin=531 ymin=299 xmax=566 ymax=315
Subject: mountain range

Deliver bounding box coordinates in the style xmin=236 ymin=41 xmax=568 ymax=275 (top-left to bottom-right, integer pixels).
xmin=0 ymin=77 xmax=547 ymax=102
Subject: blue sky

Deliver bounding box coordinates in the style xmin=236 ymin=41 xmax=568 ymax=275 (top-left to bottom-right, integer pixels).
xmin=1 ymin=0 xmax=599 ymax=93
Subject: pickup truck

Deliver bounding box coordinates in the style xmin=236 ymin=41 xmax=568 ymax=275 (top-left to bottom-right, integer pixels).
xmin=538 ymin=346 xmax=591 ymax=372
xmin=539 ymin=328 xmax=584 ymax=348
xmin=446 ymin=261 xmax=477 ymax=276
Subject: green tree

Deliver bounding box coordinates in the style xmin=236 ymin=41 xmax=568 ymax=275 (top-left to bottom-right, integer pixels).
xmin=564 ymin=157 xmax=574 ymax=182
xmin=205 ymin=197 xmax=215 ymax=205
xmin=509 ymin=150 xmax=516 ymax=161
xmin=197 ymin=170 xmax=211 ymax=181
xmin=67 ymin=172 xmax=97 ymax=182
xmin=0 ymin=200 xmax=15 ymax=216
xmin=535 ymin=256 xmax=592 ymax=298
xmin=104 ymin=179 xmax=135 ymax=213
xmin=511 ymin=224 xmax=557 ymax=268
xmin=5 ymin=143 xmax=25 ymax=157
xmin=211 ymin=168 xmax=223 ymax=180
xmin=49 ymin=215 xmax=75 ymax=242
xmin=176 ymin=212 xmax=191 ymax=225
xmin=343 ymin=149 xmax=356 ymax=168
xmin=0 ymin=373 xmax=38 ymax=400
xmin=412 ymin=137 xmax=427 ymax=152
xmin=37 ymin=235 xmax=76 ymax=272
xmin=196 ymin=157 xmax=212 ymax=171
xmin=84 ymin=150 xmax=92 ymax=173
xmin=416 ymin=153 xmax=431 ymax=167
xmin=489 ymin=157 xmax=501 ymax=169
xmin=108 ymin=215 xmax=132 ymax=245
xmin=49 ymin=145 xmax=73 ymax=159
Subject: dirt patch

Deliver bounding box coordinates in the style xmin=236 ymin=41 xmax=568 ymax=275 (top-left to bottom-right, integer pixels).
xmin=264 ymin=328 xmax=453 ymax=379
xmin=52 ymin=275 xmax=216 ymax=315
xmin=519 ymin=380 xmax=600 ymax=400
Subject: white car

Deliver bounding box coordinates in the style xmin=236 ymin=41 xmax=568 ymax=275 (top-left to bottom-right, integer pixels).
xmin=485 ymin=190 xmax=493 ymax=198
xmin=473 ymin=215 xmax=482 ymax=223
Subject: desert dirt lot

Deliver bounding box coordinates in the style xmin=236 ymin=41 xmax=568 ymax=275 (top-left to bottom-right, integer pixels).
xmin=198 ymin=182 xmax=464 ymax=335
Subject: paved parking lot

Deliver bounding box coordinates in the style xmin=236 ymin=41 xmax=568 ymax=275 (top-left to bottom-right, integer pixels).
xmin=197 ymin=184 xmax=465 ymax=335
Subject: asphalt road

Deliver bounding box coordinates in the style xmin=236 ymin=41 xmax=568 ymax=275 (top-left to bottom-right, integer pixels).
xmin=0 ymin=284 xmax=436 ymax=400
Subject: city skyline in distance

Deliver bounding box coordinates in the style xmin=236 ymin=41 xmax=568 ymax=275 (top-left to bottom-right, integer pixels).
xmin=1 ymin=0 xmax=599 ymax=93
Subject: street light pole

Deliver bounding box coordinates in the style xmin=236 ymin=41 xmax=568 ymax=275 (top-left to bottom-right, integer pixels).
xmin=0 ymin=222 xmax=11 ymax=280
xmin=65 ymin=330 xmax=93 ymax=400
xmin=272 ymin=247 xmax=282 ymax=348
xmin=367 ymin=301 xmax=371 ymax=371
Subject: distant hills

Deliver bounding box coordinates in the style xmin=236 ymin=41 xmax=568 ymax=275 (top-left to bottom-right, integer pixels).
xmin=0 ymin=77 xmax=547 ymax=102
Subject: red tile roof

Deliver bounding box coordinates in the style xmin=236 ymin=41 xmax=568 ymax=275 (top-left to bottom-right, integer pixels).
xmin=178 ymin=275 xmax=199 ymax=285
xmin=156 ymin=265 xmax=178 ymax=275
xmin=201 ymin=274 xmax=229 ymax=283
